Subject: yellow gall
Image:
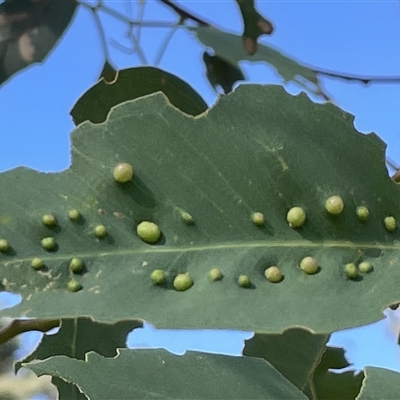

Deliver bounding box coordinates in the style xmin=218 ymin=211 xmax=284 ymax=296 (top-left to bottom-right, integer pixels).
xmin=137 ymin=221 xmax=161 ymax=244
xmin=208 ymin=268 xmax=223 ymax=282
xmin=264 ymin=266 xmax=282 ymax=283
xmin=300 ymin=257 xmax=318 ymax=275
xmin=325 ymin=196 xmax=344 ymax=215
xmin=344 ymin=263 xmax=358 ymax=279
xmin=113 ymin=163 xmax=133 ymax=183
xmin=150 ymin=269 xmax=166 ymax=285
xmin=252 ymin=212 xmax=265 ymax=226
xmin=384 ymin=216 xmax=396 ymax=232
xmin=287 ymin=207 xmax=306 ymax=228
xmin=173 ymin=273 xmax=193 ymax=291
xmin=356 ymin=206 xmax=369 ymax=222
xmin=238 ymin=275 xmax=250 ymax=288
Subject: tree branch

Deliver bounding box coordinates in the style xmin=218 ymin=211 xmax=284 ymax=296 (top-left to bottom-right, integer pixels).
xmin=315 ymin=68 xmax=400 ymax=84
xmin=0 ymin=318 xmax=60 ymax=345
xmin=159 ymin=0 xmax=211 ymax=26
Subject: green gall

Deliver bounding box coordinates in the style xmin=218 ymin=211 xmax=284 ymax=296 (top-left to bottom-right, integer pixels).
xmin=113 ymin=162 xmax=133 ymax=183
xmin=238 ymin=275 xmax=250 ymax=288
xmin=31 ymin=257 xmax=44 ymax=270
xmin=384 ymin=216 xmax=397 ymax=232
xmin=208 ymin=268 xmax=223 ymax=282
xmin=137 ymin=221 xmax=161 ymax=244
xmin=173 ymin=273 xmax=193 ymax=291
xmin=252 ymin=212 xmax=265 ymax=226
xmin=68 ymin=209 xmax=81 ymax=221
xmin=94 ymin=225 xmax=107 ymax=238
xmin=356 ymin=206 xmax=369 ymax=221
xmin=264 ymin=266 xmax=282 ymax=283
xmin=286 ymin=207 xmax=306 ymax=228
xmin=69 ymin=258 xmax=84 ymax=274
xmin=0 ymin=239 xmax=9 ymax=253
xmin=300 ymin=256 xmax=318 ymax=275
xmin=41 ymin=237 xmax=56 ymax=251
xmin=344 ymin=263 xmax=358 ymax=279
xmin=325 ymin=196 xmax=344 ymax=215
xmin=359 ymin=261 xmax=372 ymax=273
xmin=181 ymin=211 xmax=194 ymax=225
xmin=150 ymin=269 xmax=166 ymax=285
xmin=42 ymin=214 xmax=57 ymax=227
xmin=66 ymin=279 xmax=82 ymax=292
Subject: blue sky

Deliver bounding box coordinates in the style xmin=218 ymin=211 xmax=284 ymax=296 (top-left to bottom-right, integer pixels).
xmin=1 ymin=0 xmax=400 ymax=374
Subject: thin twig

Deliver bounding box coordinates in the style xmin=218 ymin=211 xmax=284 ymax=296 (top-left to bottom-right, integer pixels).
xmin=109 ymin=38 xmax=136 ymax=55
xmin=135 ymin=0 xmax=146 ymax=45
xmin=159 ymin=0 xmax=211 ymax=26
xmin=154 ymin=24 xmax=180 ymax=65
xmin=0 ymin=318 xmax=60 ymax=345
xmin=315 ymin=68 xmax=400 ymax=84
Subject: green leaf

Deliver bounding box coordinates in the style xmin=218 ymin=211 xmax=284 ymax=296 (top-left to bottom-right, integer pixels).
xmin=203 ymin=52 xmax=245 ymax=94
xmin=357 ymin=367 xmax=400 ymax=399
xmin=71 ymin=67 xmax=208 ymax=125
xmin=308 ymin=346 xmax=364 ymax=400
xmin=243 ymin=330 xmax=364 ymax=399
xmin=25 ymin=349 xmax=309 ymax=399
xmin=243 ymin=328 xmax=329 ymax=391
xmin=0 ymin=0 xmax=77 ymax=85
xmin=15 ymin=318 xmax=141 ymax=399
xmin=0 ymin=85 xmax=399 ymax=333
xmin=192 ymin=27 xmax=322 ymax=97
xmin=16 ymin=318 xmax=142 ymax=364
xmin=234 ymin=0 xmax=274 ymax=55
xmin=52 ymin=377 xmax=87 ymax=400
xmin=98 ymin=61 xmax=118 ymax=83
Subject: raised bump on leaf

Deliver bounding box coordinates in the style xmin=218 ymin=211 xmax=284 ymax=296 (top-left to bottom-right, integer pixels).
xmin=238 ymin=275 xmax=250 ymax=288
xmin=31 ymin=257 xmax=44 ymax=270
xmin=68 ymin=209 xmax=81 ymax=221
xmin=173 ymin=273 xmax=193 ymax=291
xmin=356 ymin=206 xmax=369 ymax=221
xmin=69 ymin=258 xmax=84 ymax=274
xmin=325 ymin=196 xmax=344 ymax=215
xmin=359 ymin=261 xmax=372 ymax=273
xmin=384 ymin=216 xmax=397 ymax=232
xmin=113 ymin=162 xmax=133 ymax=183
xmin=264 ymin=266 xmax=282 ymax=283
xmin=344 ymin=263 xmax=358 ymax=279
xmin=0 ymin=239 xmax=10 ymax=253
xmin=251 ymin=212 xmax=265 ymax=226
xmin=181 ymin=211 xmax=194 ymax=225
xmin=286 ymin=207 xmax=306 ymax=228
xmin=300 ymin=256 xmax=318 ymax=275
xmin=150 ymin=269 xmax=166 ymax=285
xmin=66 ymin=279 xmax=82 ymax=292
xmin=41 ymin=237 xmax=56 ymax=251
xmin=95 ymin=225 xmax=107 ymax=238
xmin=42 ymin=214 xmax=57 ymax=227
xmin=208 ymin=268 xmax=223 ymax=281
xmin=137 ymin=221 xmax=161 ymax=244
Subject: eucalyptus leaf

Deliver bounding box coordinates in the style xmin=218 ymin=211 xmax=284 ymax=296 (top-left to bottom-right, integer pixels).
xmin=25 ymin=349 xmax=309 ymax=400
xmin=0 ymin=85 xmax=399 ymax=334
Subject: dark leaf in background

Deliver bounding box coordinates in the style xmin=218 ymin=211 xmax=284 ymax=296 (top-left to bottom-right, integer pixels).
xmin=0 ymin=0 xmax=77 ymax=85
xmin=71 ymin=67 xmax=207 ymax=125
xmin=203 ymin=51 xmax=245 ymax=94
xmin=307 ymin=346 xmax=364 ymax=400
xmin=243 ymin=328 xmax=329 ymax=392
xmin=99 ymin=60 xmax=118 ymax=84
xmin=235 ymin=0 xmax=273 ymax=55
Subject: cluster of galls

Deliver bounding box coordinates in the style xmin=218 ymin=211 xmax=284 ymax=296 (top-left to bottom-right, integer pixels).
xmin=0 ymin=168 xmax=393 ymax=295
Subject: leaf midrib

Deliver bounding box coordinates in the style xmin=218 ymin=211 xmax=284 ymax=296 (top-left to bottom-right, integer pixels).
xmin=3 ymin=239 xmax=398 ymax=267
